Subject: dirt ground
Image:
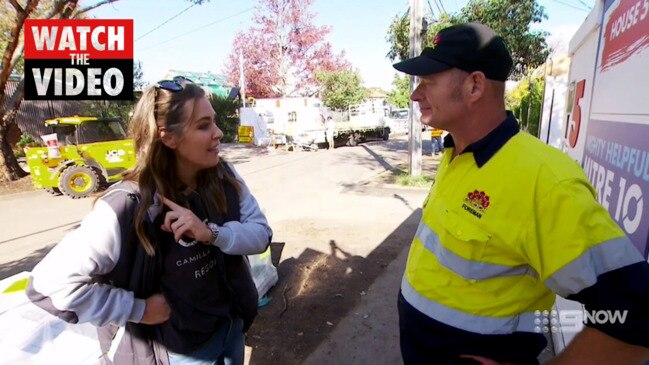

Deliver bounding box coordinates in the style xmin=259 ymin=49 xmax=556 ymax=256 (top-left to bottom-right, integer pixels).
xmin=0 ymin=175 xmax=34 ymax=197
xmin=244 ymin=221 xmax=413 ymax=364
xmin=243 ymin=164 xmax=438 ymax=364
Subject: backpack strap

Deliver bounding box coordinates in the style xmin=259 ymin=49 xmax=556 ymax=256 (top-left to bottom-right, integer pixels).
xmin=101 ymin=182 xmax=163 ymax=297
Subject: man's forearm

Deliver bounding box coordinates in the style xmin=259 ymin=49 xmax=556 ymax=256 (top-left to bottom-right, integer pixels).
xmin=547 ymin=327 xmax=649 ymax=365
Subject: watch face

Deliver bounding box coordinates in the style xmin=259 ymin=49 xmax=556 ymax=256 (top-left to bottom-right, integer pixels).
xmin=207 ymin=223 xmax=219 ymax=244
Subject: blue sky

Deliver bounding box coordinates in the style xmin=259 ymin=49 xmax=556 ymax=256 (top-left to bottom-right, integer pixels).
xmin=88 ymin=0 xmax=594 ymax=91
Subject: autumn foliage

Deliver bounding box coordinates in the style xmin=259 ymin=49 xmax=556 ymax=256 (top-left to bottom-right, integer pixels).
xmin=224 ymin=0 xmax=349 ymax=98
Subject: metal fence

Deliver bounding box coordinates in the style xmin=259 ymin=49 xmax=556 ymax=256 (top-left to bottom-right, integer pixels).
xmin=3 ymin=80 xmax=84 ymax=144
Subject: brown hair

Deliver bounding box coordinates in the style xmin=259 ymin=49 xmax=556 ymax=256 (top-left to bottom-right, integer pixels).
xmin=110 ymin=83 xmax=240 ymax=255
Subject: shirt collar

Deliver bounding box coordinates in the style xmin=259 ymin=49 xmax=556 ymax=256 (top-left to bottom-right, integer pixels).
xmin=443 ymin=111 xmax=520 ymax=168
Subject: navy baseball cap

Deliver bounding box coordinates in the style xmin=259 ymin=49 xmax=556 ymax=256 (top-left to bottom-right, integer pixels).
xmin=393 ymin=22 xmax=513 ymax=81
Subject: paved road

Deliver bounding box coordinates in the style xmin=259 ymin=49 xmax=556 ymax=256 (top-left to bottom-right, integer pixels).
xmin=0 ymin=189 xmax=93 ymax=279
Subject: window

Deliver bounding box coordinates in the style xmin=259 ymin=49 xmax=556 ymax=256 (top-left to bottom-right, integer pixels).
xmin=53 ymin=125 xmax=77 ymax=146
xmin=77 ymin=119 xmax=128 ymax=144
xmin=264 ymin=111 xmax=275 ymax=124
xmin=288 ymin=111 xmax=297 ymax=123
xmin=390 ymin=109 xmax=408 ymax=119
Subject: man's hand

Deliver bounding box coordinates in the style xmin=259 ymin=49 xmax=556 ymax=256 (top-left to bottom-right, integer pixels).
xmin=160 ymin=196 xmax=211 ymax=243
xmin=140 ymin=293 xmax=171 ymax=325
xmin=547 ymin=327 xmax=649 ymax=365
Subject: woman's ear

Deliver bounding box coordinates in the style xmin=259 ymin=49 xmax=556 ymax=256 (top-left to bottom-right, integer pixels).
xmin=159 ymin=127 xmax=177 ymax=149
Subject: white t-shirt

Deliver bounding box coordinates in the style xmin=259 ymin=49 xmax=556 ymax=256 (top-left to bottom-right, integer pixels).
xmin=326 ymin=119 xmax=335 ymax=134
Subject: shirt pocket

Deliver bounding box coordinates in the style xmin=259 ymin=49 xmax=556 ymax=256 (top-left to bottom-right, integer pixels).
xmin=434 ymin=208 xmax=492 ymax=278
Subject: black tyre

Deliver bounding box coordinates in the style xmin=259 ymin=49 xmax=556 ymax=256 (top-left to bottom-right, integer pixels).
xmin=44 ymin=187 xmax=62 ymax=195
xmin=58 ymin=165 xmax=99 ymax=199
xmin=382 ymin=128 xmax=390 ymax=141
xmin=18 ymin=157 xmax=29 ymax=173
xmin=348 ymin=134 xmax=357 ymax=146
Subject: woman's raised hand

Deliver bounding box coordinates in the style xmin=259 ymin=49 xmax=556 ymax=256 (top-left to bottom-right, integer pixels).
xmin=160 ymin=196 xmax=211 ymax=243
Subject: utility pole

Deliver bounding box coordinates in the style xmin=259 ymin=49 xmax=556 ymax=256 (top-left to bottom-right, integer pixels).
xmin=408 ymin=0 xmax=423 ymax=176
xmin=239 ymin=50 xmax=246 ymax=107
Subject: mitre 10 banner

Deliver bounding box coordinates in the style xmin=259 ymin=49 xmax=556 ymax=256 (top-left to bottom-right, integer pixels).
xmin=24 ymin=19 xmax=134 ymax=100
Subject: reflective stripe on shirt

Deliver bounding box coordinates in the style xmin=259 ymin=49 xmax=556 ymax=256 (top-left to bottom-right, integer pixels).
xmin=415 ymin=221 xmax=539 ymax=280
xmin=545 ymin=236 xmax=644 ymax=297
xmin=401 ymin=276 xmax=540 ymax=334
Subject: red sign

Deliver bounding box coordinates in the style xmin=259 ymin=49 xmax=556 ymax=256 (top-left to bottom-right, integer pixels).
xmin=23 ymin=19 xmax=133 ymax=100
xmin=24 ymin=19 xmax=133 ymax=60
xmin=600 ymin=0 xmax=649 ymax=72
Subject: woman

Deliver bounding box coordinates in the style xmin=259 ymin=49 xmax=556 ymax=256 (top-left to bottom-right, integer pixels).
xmin=27 ymin=77 xmax=272 ymax=365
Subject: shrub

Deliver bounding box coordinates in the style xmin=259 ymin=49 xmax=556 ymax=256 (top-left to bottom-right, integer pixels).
xmin=16 ymin=133 xmax=42 ymax=149
xmin=210 ymin=94 xmax=240 ymax=143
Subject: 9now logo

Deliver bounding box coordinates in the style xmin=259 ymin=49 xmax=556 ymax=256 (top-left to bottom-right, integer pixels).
xmin=534 ymin=309 xmax=629 ymax=333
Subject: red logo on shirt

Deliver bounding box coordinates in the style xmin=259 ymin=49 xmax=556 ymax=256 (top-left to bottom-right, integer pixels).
xmin=466 ymin=190 xmax=490 ymax=211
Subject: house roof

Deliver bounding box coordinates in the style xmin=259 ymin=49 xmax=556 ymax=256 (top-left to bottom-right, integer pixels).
xmin=164 ymin=70 xmax=233 ymax=97
xmin=365 ymin=88 xmax=388 ymax=99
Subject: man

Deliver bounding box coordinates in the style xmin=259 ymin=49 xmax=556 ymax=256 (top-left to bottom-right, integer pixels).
xmin=431 ymin=127 xmax=444 ymax=155
xmin=325 ymin=116 xmax=336 ymax=150
xmin=393 ymin=22 xmax=649 ymax=365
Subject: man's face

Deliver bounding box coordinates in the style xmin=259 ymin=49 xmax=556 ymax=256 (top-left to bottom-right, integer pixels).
xmin=410 ymin=69 xmax=466 ymax=130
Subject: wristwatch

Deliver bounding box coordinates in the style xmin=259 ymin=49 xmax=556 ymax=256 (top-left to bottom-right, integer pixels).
xmin=205 ymin=222 xmax=220 ymax=245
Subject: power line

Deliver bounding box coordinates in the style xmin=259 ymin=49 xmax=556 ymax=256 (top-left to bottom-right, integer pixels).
xmin=550 ymin=0 xmax=590 ymax=11
xmin=138 ymin=7 xmax=255 ymax=53
xmin=555 ymin=0 xmax=591 ymax=11
xmin=435 ymin=0 xmax=447 ymax=16
xmin=401 ymin=6 xmax=409 ymax=21
xmin=575 ymin=0 xmax=593 ymax=10
xmin=135 ymin=3 xmax=197 ymax=42
xmin=427 ymin=0 xmax=436 ymax=18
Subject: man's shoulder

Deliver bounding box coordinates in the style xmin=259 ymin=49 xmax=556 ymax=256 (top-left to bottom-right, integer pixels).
xmin=504 ymin=133 xmax=588 ymax=182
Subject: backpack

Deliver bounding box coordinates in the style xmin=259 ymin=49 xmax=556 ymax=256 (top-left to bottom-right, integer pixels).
xmin=97 ymin=168 xmax=257 ymax=364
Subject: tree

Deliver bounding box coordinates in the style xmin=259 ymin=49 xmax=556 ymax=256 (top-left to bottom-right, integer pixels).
xmin=506 ymin=73 xmax=544 ymax=136
xmin=224 ymin=0 xmax=349 ymax=99
xmin=364 ymin=87 xmax=387 ymax=100
xmin=80 ymin=99 xmax=135 ymax=123
xmin=456 ymin=0 xmax=550 ymax=79
xmin=387 ymin=74 xmax=410 ymax=108
xmin=0 ymin=0 xmax=207 ymax=182
xmin=386 ymin=0 xmax=550 ymax=80
xmin=0 ymin=0 xmax=75 ymax=182
xmin=315 ymin=69 xmax=364 ymax=111
xmin=385 ymin=12 xmax=454 ymax=62
xmin=133 ymin=59 xmax=146 ymax=91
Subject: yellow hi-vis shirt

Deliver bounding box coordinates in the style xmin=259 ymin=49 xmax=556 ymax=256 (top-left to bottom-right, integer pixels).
xmin=402 ymin=117 xmax=644 ymax=335
xmin=431 ymin=128 xmax=444 ymax=137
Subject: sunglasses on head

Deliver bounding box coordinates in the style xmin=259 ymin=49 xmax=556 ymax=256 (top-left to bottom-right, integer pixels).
xmin=153 ymin=76 xmax=194 ymax=120
xmin=155 ymin=76 xmax=194 ymax=92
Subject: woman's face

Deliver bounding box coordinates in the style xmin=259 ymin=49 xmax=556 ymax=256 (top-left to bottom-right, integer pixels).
xmin=171 ymin=96 xmax=223 ymax=179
